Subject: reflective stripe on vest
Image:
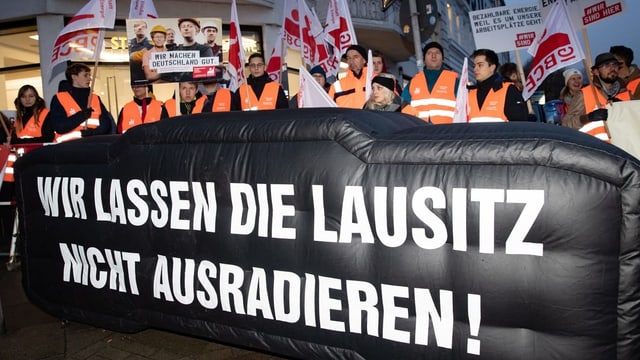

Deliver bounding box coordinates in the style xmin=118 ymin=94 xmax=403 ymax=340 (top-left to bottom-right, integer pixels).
xmin=211 ymin=89 xmax=232 ymax=112
xmin=579 ymin=120 xmax=611 ymax=143
xmin=239 ymin=82 xmax=280 ymax=110
xmin=3 ymin=153 xmax=17 ymax=183
xmin=409 ymin=70 xmax=457 ymax=124
xmin=16 ymin=108 xmax=49 ymax=139
xmin=54 ymin=92 xmax=102 ymax=143
xmin=121 ymin=99 xmax=163 ymax=133
xmin=164 ymin=96 xmax=207 ymax=117
xmin=468 ymin=85 xmax=509 ymax=123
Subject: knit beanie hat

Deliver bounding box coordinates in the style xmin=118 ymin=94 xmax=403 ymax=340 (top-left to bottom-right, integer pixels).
xmin=562 ymin=68 xmax=582 ymax=85
xmin=422 ymin=41 xmax=444 ymax=58
xmin=309 ymin=65 xmax=326 ymax=79
xmin=372 ymin=75 xmax=398 ymax=96
xmin=346 ymin=45 xmax=368 ymax=60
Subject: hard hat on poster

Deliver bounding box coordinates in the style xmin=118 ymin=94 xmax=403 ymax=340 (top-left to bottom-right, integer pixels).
xmin=201 ymin=21 xmax=218 ymax=31
xmin=150 ymin=25 xmax=167 ymax=35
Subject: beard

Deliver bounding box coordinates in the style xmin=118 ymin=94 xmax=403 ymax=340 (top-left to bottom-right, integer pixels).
xmin=600 ymin=72 xmax=618 ymax=84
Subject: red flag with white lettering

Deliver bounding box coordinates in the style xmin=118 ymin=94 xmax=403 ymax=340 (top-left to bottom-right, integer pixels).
xmin=227 ymin=0 xmax=246 ymax=91
xmin=128 ymin=0 xmax=159 ymax=19
xmin=523 ymin=0 xmax=585 ymax=100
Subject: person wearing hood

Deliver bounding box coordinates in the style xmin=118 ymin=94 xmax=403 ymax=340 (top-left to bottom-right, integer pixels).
xmin=467 ymin=49 xmax=528 ymax=122
xmin=329 ymin=45 xmax=372 ymax=109
xmin=45 ymin=63 xmax=114 ymax=142
xmin=237 ymin=53 xmax=288 ymax=110
xmin=364 ymin=73 xmax=403 ymax=112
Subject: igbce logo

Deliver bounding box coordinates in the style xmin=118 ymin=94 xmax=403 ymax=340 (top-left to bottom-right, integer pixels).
xmin=525 ymin=31 xmax=576 ymax=94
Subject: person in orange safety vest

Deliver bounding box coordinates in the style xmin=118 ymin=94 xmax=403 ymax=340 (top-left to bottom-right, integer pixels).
xmin=45 ymin=63 xmax=115 ymax=143
xmin=161 ymin=81 xmax=208 ymax=118
xmin=328 ymin=45 xmax=372 ymax=109
xmin=12 ymin=85 xmax=50 ymax=144
xmin=401 ymin=42 xmax=459 ymax=124
xmin=467 ymin=49 xmax=528 ymax=123
xmin=237 ymin=53 xmax=288 ymax=111
xmin=117 ymin=84 xmax=163 ymax=133
xmin=563 ymin=52 xmax=632 ymax=142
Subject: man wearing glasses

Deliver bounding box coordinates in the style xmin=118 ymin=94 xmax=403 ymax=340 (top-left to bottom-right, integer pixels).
xmin=563 ymin=52 xmax=632 ymax=130
xmin=467 ymin=48 xmax=528 ymax=123
xmin=237 ymin=53 xmax=288 ymax=110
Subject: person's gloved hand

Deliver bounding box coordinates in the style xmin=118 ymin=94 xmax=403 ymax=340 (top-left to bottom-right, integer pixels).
xmin=81 ymin=108 xmax=94 ymax=119
xmin=587 ymin=108 xmax=608 ymax=122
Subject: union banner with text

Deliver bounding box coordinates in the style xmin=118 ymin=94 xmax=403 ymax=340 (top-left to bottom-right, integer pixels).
xmin=15 ymin=109 xmax=640 ymax=359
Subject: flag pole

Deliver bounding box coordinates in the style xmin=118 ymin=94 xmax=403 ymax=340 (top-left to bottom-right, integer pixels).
xmin=514 ymin=50 xmax=533 ymax=114
xmin=86 ymin=29 xmax=105 ymax=129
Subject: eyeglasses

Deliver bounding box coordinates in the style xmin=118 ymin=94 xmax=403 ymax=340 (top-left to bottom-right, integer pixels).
xmin=248 ymin=63 xmax=265 ymax=69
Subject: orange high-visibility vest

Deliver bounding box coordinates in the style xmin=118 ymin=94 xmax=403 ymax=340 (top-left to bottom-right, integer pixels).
xmin=239 ymin=82 xmax=280 ymax=110
xmin=53 ymin=92 xmax=101 ymax=143
xmin=328 ymin=68 xmax=370 ymax=109
xmin=408 ymin=70 xmax=458 ymax=124
xmin=16 ymin=108 xmax=49 ymax=140
xmin=120 ymin=99 xmax=163 ymax=133
xmin=579 ymin=120 xmax=611 ymax=143
xmin=581 ymin=86 xmax=631 ymax=113
xmin=210 ymin=89 xmax=233 ymax=112
xmin=468 ymin=85 xmax=509 ymax=123
xmin=164 ymin=96 xmax=207 ymax=118
xmin=626 ymin=78 xmax=640 ymax=94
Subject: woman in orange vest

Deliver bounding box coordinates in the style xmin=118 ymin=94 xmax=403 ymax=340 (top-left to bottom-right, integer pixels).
xmin=11 ymin=85 xmax=50 ymax=144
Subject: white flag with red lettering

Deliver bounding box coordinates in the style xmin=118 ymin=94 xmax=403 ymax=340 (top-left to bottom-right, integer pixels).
xmin=453 ymin=57 xmax=469 ymax=123
xmin=523 ymin=0 xmax=585 ymax=100
xmin=49 ymin=0 xmax=116 ymax=78
xmin=266 ymin=37 xmax=284 ymax=83
xmin=227 ymin=0 xmax=246 ymax=91
xmin=128 ymin=0 xmax=158 ymax=19
xmin=298 ymin=66 xmax=337 ymax=108
xmin=324 ymin=0 xmax=357 ymax=57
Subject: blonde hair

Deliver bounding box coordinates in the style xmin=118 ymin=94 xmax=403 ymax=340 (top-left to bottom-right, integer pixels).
xmin=365 ymin=73 xmax=397 ymax=109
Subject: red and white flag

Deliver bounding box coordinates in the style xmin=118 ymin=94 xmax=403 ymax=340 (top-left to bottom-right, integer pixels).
xmin=129 ymin=0 xmax=158 ymax=19
xmin=298 ymin=66 xmax=336 ymax=108
xmin=266 ymin=38 xmax=284 ymax=82
xmin=324 ymin=0 xmax=357 ymax=58
xmin=522 ymin=0 xmax=585 ymax=100
xmin=227 ymin=0 xmax=246 ymax=91
xmin=365 ymin=49 xmax=373 ymax=101
xmin=49 ymin=0 xmax=116 ymax=77
xmin=453 ymin=57 xmax=469 ymax=123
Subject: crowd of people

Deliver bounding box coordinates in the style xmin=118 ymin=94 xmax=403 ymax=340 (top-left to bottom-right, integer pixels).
xmin=2 ymin=41 xmax=639 ymax=147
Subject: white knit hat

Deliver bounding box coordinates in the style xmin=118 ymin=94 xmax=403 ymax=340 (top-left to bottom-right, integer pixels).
xmin=563 ymin=68 xmax=582 ymax=86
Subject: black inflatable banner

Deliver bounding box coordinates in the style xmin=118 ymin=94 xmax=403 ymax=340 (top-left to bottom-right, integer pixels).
xmin=15 ymin=109 xmax=640 ymax=359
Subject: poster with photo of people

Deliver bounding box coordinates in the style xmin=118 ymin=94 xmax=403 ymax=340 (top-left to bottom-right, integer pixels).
xmin=126 ymin=17 xmax=224 ymax=85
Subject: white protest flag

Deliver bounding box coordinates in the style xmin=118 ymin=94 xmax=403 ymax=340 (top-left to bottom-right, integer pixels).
xmin=266 ymin=36 xmax=284 ymax=82
xmin=282 ymin=0 xmax=301 ymax=52
xmin=298 ymin=66 xmax=337 ymax=108
xmin=365 ymin=49 xmax=373 ymax=101
xmin=453 ymin=57 xmax=469 ymax=123
xmin=298 ymin=0 xmax=325 ymax=66
xmin=49 ymin=0 xmax=116 ymax=78
xmin=324 ymin=0 xmax=357 ymax=57
xmin=227 ymin=0 xmax=246 ymax=91
xmin=522 ymin=0 xmax=585 ymax=100
xmin=129 ymin=0 xmax=158 ymax=19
